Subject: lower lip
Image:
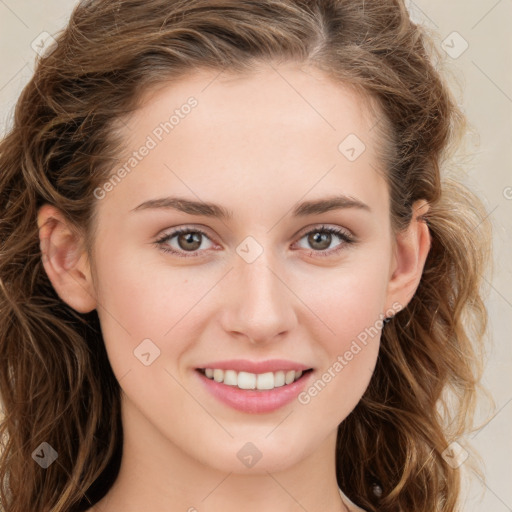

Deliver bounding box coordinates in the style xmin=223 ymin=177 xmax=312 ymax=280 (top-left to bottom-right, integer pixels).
xmin=195 ymin=370 xmax=314 ymax=414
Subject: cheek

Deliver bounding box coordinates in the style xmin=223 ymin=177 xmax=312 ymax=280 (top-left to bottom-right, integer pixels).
xmin=304 ymin=255 xmax=390 ymax=348
xmin=328 ymin=281 xmax=386 ymax=349
xmin=293 ymin=257 xmax=389 ymax=416
xmin=91 ymin=243 xmax=202 ymax=376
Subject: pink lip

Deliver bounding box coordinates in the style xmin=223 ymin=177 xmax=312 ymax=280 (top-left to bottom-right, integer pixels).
xmin=195 ymin=368 xmax=314 ymax=414
xmin=195 ymin=359 xmax=312 ymax=373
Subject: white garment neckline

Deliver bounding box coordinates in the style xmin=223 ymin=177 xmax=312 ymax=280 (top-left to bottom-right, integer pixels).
xmin=338 ymin=487 xmax=368 ymax=512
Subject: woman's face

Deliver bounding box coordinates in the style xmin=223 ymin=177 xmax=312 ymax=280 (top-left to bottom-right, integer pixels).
xmin=84 ymin=62 xmax=408 ymax=474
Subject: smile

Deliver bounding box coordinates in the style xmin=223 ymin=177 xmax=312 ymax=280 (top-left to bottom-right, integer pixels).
xmin=195 ymin=365 xmax=315 ymax=414
xmin=198 ymin=368 xmax=312 ymax=391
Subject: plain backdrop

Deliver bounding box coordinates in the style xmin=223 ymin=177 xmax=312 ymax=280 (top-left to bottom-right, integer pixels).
xmin=0 ymin=1 xmax=510 ymax=511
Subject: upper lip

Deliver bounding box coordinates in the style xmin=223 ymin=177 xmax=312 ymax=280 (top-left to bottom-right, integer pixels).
xmin=196 ymin=359 xmax=312 ymax=373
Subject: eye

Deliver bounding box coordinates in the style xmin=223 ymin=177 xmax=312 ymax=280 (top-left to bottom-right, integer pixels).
xmin=294 ymin=224 xmax=355 ymax=257
xmin=153 ymin=224 xmax=355 ymax=258
xmin=154 ymin=227 xmax=215 ymax=258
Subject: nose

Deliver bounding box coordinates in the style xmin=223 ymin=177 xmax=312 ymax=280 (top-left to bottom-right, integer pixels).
xmin=220 ymin=249 xmax=298 ymax=345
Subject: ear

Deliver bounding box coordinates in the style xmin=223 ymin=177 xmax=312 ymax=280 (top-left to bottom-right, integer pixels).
xmin=37 ymin=203 xmax=97 ymax=313
xmin=384 ymin=199 xmax=431 ymax=313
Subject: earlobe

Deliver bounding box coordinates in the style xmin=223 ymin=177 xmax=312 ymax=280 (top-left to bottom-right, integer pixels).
xmin=37 ymin=204 xmax=97 ymax=313
xmin=385 ymin=200 xmax=431 ymax=312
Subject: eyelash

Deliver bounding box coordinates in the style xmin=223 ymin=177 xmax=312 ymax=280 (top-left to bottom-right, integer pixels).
xmin=153 ymin=224 xmax=355 ymax=259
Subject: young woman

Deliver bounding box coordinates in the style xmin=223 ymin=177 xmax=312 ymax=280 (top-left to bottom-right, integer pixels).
xmin=0 ymin=1 xmax=491 ymax=511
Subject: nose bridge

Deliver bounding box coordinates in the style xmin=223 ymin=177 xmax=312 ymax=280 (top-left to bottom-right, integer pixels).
xmin=224 ymin=243 xmax=296 ymax=343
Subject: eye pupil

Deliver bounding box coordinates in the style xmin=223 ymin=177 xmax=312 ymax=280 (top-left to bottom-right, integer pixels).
xmin=178 ymin=232 xmax=202 ymax=251
xmin=308 ymin=231 xmax=331 ymax=250
xmin=159 ymin=226 xmax=348 ymax=257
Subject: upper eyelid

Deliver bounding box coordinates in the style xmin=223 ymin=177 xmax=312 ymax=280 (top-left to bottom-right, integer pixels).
xmin=295 ymin=224 xmax=353 ymax=239
xmin=156 ymin=223 xmax=355 ymax=246
xmin=156 ymin=224 xmax=217 ymax=243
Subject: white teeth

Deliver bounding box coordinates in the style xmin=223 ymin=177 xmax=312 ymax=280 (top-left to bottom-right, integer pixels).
xmin=223 ymin=369 xmax=238 ymax=386
xmin=256 ymin=372 xmax=274 ymax=390
xmin=285 ymin=370 xmax=295 ymax=385
xmin=238 ymin=371 xmax=256 ymax=389
xmin=201 ymin=368 xmax=307 ymax=390
xmin=274 ymin=371 xmax=285 ymax=387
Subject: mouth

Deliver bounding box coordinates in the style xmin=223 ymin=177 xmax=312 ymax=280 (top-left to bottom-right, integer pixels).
xmin=196 ymin=367 xmax=314 ymax=391
xmin=195 ymin=365 xmax=315 ymax=414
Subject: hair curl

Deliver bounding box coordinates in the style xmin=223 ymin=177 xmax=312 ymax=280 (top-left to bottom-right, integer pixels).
xmin=0 ymin=1 xmax=492 ymax=511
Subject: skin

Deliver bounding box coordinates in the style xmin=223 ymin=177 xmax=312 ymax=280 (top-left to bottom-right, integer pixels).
xmin=37 ymin=61 xmax=430 ymax=512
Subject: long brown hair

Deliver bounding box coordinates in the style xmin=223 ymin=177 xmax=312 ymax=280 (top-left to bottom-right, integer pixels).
xmin=0 ymin=1 xmax=492 ymax=511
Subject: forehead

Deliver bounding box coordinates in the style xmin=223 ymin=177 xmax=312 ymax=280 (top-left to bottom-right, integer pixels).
xmin=131 ymin=62 xmax=379 ymax=144
xmin=97 ymin=62 xmax=389 ymax=224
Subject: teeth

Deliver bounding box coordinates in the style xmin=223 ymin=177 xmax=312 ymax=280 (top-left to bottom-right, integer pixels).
xmin=256 ymin=372 xmax=274 ymax=390
xmin=238 ymin=371 xmax=256 ymax=389
xmin=201 ymin=368 xmax=306 ymax=390
xmin=223 ymin=369 xmax=238 ymax=386
xmin=274 ymin=371 xmax=285 ymax=387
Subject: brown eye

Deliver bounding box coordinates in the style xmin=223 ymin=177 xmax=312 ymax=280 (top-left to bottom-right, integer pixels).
xmin=154 ymin=227 xmax=214 ymax=257
xmin=307 ymin=231 xmax=332 ymax=251
xmin=295 ymin=225 xmax=355 ymax=257
xmin=176 ymin=231 xmax=203 ymax=251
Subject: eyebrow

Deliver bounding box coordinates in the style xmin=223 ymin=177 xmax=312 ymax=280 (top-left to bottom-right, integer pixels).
xmin=130 ymin=194 xmax=371 ymax=219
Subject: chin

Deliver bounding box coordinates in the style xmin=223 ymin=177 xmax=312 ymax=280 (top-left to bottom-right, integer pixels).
xmin=189 ymin=436 xmax=311 ymax=475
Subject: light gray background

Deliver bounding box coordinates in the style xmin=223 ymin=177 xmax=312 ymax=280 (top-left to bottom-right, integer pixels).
xmin=0 ymin=1 xmax=510 ymax=510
